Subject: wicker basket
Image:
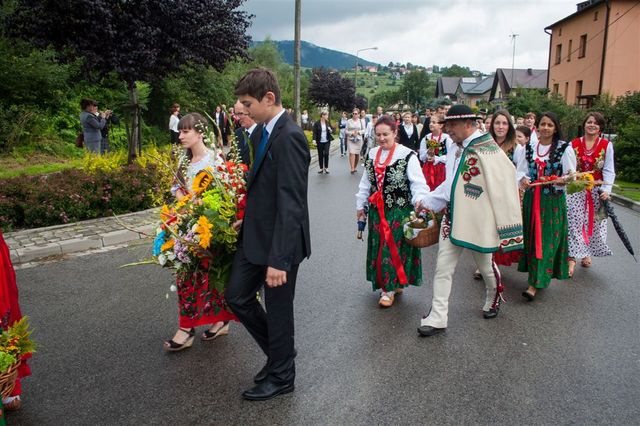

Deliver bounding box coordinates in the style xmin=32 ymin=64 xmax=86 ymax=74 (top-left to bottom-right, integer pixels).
xmin=405 ymin=212 xmax=440 ymax=248
xmin=0 ymin=361 xmax=20 ymax=399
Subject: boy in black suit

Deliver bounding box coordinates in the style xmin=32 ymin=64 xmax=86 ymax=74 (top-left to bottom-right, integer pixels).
xmin=226 ymin=68 xmax=311 ymax=401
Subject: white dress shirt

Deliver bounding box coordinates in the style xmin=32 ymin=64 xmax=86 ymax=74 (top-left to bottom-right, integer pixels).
xmin=515 ymin=139 xmax=577 ymax=191
xmin=418 ymin=132 xmax=454 ymax=165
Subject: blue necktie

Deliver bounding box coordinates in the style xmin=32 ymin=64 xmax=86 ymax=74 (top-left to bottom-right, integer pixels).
xmin=253 ymin=129 xmax=269 ymax=172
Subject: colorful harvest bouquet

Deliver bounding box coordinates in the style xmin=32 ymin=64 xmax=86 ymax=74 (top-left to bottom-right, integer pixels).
xmin=150 ymin=124 xmax=248 ymax=295
xmin=0 ymin=317 xmax=35 ymax=374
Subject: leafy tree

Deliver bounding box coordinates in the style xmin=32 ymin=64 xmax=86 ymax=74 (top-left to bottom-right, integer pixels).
xmin=308 ymin=67 xmax=355 ymax=113
xmin=9 ymin=0 xmax=252 ymax=162
xmin=401 ymin=70 xmax=430 ymax=110
xmin=354 ymin=94 xmax=367 ymax=111
xmin=442 ymin=64 xmax=473 ymax=77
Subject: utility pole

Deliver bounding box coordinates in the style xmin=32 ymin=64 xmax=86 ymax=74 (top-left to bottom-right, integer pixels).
xmin=510 ymin=33 xmax=519 ymax=95
xmin=293 ymin=0 xmax=301 ymax=125
xmin=355 ymin=47 xmax=378 ymax=103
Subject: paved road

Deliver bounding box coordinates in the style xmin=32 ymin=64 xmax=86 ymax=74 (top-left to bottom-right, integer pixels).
xmin=9 ymin=150 xmax=640 ymax=425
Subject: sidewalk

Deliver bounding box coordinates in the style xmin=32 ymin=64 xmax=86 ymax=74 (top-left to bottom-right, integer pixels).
xmin=5 ymin=142 xmax=340 ymax=265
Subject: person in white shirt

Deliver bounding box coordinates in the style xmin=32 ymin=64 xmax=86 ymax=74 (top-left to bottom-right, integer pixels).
xmin=169 ymin=103 xmax=181 ymax=144
xmin=418 ymin=115 xmax=454 ymax=190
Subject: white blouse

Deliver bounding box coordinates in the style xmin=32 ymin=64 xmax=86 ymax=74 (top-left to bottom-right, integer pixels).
xmin=515 ymin=140 xmax=577 ymax=191
xmin=355 ymin=144 xmax=430 ymax=210
xmin=171 ymin=149 xmax=224 ymax=196
xmin=418 ymin=132 xmax=454 ymax=165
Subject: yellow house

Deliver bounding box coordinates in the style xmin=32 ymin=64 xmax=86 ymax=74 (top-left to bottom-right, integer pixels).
xmin=545 ymin=0 xmax=640 ymax=107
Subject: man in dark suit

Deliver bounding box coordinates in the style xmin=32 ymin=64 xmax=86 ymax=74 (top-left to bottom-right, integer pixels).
xmin=214 ymin=105 xmax=231 ymax=146
xmin=231 ymin=100 xmax=256 ymax=166
xmin=226 ymin=68 xmax=311 ymax=401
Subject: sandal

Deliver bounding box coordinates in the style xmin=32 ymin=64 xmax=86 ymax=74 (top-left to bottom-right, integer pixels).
xmin=164 ymin=328 xmax=195 ymax=352
xmin=581 ymin=257 xmax=592 ymax=268
xmin=2 ymin=395 xmax=22 ymax=411
xmin=201 ymin=321 xmax=230 ymax=341
xmin=568 ymin=258 xmax=576 ymax=277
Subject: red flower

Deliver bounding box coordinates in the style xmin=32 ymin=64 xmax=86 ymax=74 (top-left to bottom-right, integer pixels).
xmin=463 ymin=172 xmax=472 ymax=181
xmin=469 ymin=166 xmax=480 ymax=176
xmin=467 ymin=157 xmax=478 ymax=166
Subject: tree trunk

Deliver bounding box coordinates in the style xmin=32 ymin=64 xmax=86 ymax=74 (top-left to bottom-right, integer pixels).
xmin=293 ymin=0 xmax=301 ymax=126
xmin=127 ymin=80 xmax=140 ymax=164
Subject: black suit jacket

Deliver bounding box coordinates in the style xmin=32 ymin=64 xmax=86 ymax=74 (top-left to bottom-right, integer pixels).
xmin=398 ymin=124 xmax=419 ymax=151
xmin=233 ymin=127 xmax=252 ymax=166
xmin=312 ymin=120 xmax=334 ymax=143
xmin=242 ymin=112 xmax=311 ymax=271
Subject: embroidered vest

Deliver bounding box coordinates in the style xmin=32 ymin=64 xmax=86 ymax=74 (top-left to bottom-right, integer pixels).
xmin=365 ymin=152 xmax=415 ymax=210
xmin=572 ymin=137 xmax=609 ymax=181
xmin=525 ymin=141 xmax=569 ymax=195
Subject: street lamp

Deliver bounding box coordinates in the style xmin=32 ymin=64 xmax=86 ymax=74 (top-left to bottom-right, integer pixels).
xmin=355 ymin=46 xmax=378 ymax=98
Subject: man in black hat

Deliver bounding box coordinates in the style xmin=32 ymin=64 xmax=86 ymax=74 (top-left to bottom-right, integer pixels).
xmin=416 ymin=105 xmax=523 ymax=337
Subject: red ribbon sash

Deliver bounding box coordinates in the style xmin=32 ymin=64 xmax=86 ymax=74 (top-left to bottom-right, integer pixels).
xmin=531 ymin=159 xmax=547 ymax=260
xmin=369 ymin=144 xmax=408 ymax=287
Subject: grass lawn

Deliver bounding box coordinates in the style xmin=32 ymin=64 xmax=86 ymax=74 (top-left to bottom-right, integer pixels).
xmin=0 ymin=153 xmax=84 ymax=179
xmin=613 ymin=180 xmax=640 ymax=203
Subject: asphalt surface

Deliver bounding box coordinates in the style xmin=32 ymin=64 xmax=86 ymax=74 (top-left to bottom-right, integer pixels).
xmin=9 ymin=150 xmax=640 ymax=425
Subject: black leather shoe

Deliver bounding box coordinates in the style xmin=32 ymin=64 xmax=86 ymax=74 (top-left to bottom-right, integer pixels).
xmin=254 ymin=363 xmax=269 ymax=384
xmin=242 ymin=379 xmax=294 ymax=401
xmin=522 ymin=290 xmax=535 ymax=301
xmin=483 ymin=308 xmax=499 ymax=319
xmin=417 ymin=325 xmax=446 ymax=337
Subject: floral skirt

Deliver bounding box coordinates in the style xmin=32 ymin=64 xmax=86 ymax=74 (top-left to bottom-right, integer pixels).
xmin=422 ymin=162 xmax=446 ymax=190
xmin=518 ymin=191 xmax=570 ymax=289
xmin=366 ymin=205 xmax=422 ymax=292
xmin=177 ymin=272 xmax=237 ymax=328
xmin=566 ymin=190 xmax=611 ymax=259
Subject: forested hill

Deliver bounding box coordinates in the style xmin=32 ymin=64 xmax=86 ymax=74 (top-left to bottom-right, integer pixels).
xmin=251 ymin=40 xmax=379 ymax=70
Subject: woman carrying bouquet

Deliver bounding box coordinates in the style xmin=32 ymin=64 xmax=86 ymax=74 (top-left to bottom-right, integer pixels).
xmin=518 ymin=112 xmax=577 ymax=301
xmin=355 ymin=115 xmax=430 ymax=307
xmin=566 ymin=112 xmax=615 ymax=276
xmin=418 ymin=115 xmax=453 ymax=190
xmin=0 ymin=231 xmax=31 ymax=411
xmin=164 ymin=113 xmax=237 ymax=351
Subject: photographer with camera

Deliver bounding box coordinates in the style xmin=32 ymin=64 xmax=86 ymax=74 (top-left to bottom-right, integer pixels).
xmin=79 ymin=99 xmax=112 ymax=153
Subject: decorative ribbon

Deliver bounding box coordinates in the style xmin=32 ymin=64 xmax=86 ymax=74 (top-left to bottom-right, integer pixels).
xmin=368 ymin=143 xmax=408 ymax=288
xmin=530 ymin=159 xmax=547 ymax=260
xmin=582 ymin=188 xmax=594 ymax=245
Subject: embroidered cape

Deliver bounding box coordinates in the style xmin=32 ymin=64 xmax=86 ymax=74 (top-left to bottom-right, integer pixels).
xmin=449 ymin=133 xmax=524 ymax=253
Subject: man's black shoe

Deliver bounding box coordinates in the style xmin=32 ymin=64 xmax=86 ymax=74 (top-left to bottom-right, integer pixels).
xmin=483 ymin=308 xmax=499 ymax=319
xmin=417 ymin=325 xmax=446 ymax=337
xmin=242 ymin=380 xmax=294 ymax=401
xmin=254 ymin=363 xmax=269 ymax=384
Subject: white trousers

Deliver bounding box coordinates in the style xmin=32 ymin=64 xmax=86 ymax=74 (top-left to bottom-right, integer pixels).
xmin=422 ymin=231 xmax=498 ymax=328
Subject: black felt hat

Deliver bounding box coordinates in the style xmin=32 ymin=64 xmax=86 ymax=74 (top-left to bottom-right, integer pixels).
xmin=443 ymin=104 xmax=481 ymax=122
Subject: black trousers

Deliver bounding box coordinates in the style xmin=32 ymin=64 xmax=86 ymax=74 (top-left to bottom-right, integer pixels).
xmin=226 ymin=244 xmax=298 ymax=384
xmin=317 ymin=142 xmax=330 ymax=169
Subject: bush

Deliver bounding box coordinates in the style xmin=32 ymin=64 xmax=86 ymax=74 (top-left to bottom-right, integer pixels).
xmin=614 ymin=121 xmax=640 ymax=182
xmin=0 ymin=160 xmax=172 ymax=232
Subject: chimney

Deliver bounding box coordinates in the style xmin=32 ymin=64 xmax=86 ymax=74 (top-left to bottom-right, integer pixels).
xmin=527 ymin=68 xmax=533 ymax=75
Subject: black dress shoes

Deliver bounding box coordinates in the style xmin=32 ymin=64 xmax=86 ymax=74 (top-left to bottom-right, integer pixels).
xmin=483 ymin=307 xmax=499 ymax=319
xmin=242 ymin=379 xmax=294 ymax=401
xmin=417 ymin=325 xmax=446 ymax=337
xmin=254 ymin=363 xmax=269 ymax=384
xmin=522 ymin=290 xmax=535 ymax=301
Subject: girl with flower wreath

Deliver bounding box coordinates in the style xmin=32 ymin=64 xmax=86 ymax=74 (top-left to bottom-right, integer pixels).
xmin=517 ymin=112 xmax=577 ymax=301
xmin=355 ymin=115 xmax=430 ymax=307
xmin=418 ymin=115 xmax=453 ymax=190
xmin=164 ymin=113 xmax=237 ymax=351
xmin=566 ymin=112 xmax=615 ymax=276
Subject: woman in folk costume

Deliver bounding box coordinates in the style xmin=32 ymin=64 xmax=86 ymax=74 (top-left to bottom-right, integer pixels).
xmin=518 ymin=112 xmax=577 ymax=301
xmin=356 ymin=115 xmax=430 ymax=307
xmin=417 ymin=105 xmax=523 ymax=337
xmin=418 ymin=114 xmax=453 ymax=190
xmin=0 ymin=232 xmax=31 ymax=411
xmin=566 ymin=112 xmax=615 ymax=276
xmin=164 ymin=113 xmax=237 ymax=351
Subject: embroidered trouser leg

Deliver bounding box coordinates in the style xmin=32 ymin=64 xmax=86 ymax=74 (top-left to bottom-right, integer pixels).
xmin=423 ymin=234 xmax=497 ymax=328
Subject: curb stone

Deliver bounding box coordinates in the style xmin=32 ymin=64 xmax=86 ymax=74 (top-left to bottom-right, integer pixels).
xmin=611 ymin=193 xmax=640 ymax=213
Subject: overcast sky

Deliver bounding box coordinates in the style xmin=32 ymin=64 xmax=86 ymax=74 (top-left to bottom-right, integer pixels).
xmin=241 ymin=0 xmax=580 ymax=73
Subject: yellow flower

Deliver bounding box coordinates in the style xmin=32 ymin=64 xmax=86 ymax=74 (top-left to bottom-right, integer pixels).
xmin=160 ymin=204 xmax=173 ymax=222
xmin=175 ymin=192 xmax=193 ymax=210
xmin=583 ymin=173 xmax=595 ymax=190
xmin=161 ymin=239 xmax=175 ymax=252
xmin=192 ymin=170 xmax=214 ymax=195
xmin=196 ymin=216 xmax=213 ymax=249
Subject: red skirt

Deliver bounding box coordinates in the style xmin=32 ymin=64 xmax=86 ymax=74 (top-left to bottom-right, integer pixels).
xmin=422 ymin=162 xmax=446 ymax=190
xmin=177 ymin=272 xmax=237 ymax=328
xmin=493 ymin=249 xmax=522 ymax=266
xmin=0 ymin=232 xmax=32 ymax=397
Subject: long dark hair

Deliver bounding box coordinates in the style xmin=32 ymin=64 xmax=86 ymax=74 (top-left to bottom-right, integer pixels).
xmin=177 ymin=113 xmax=208 ymax=160
xmin=490 ymin=109 xmax=516 ymax=155
xmin=540 ymin=111 xmax=562 ymax=153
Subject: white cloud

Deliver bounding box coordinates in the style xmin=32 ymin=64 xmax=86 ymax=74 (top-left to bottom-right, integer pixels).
xmin=243 ymin=0 xmax=579 ymax=73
